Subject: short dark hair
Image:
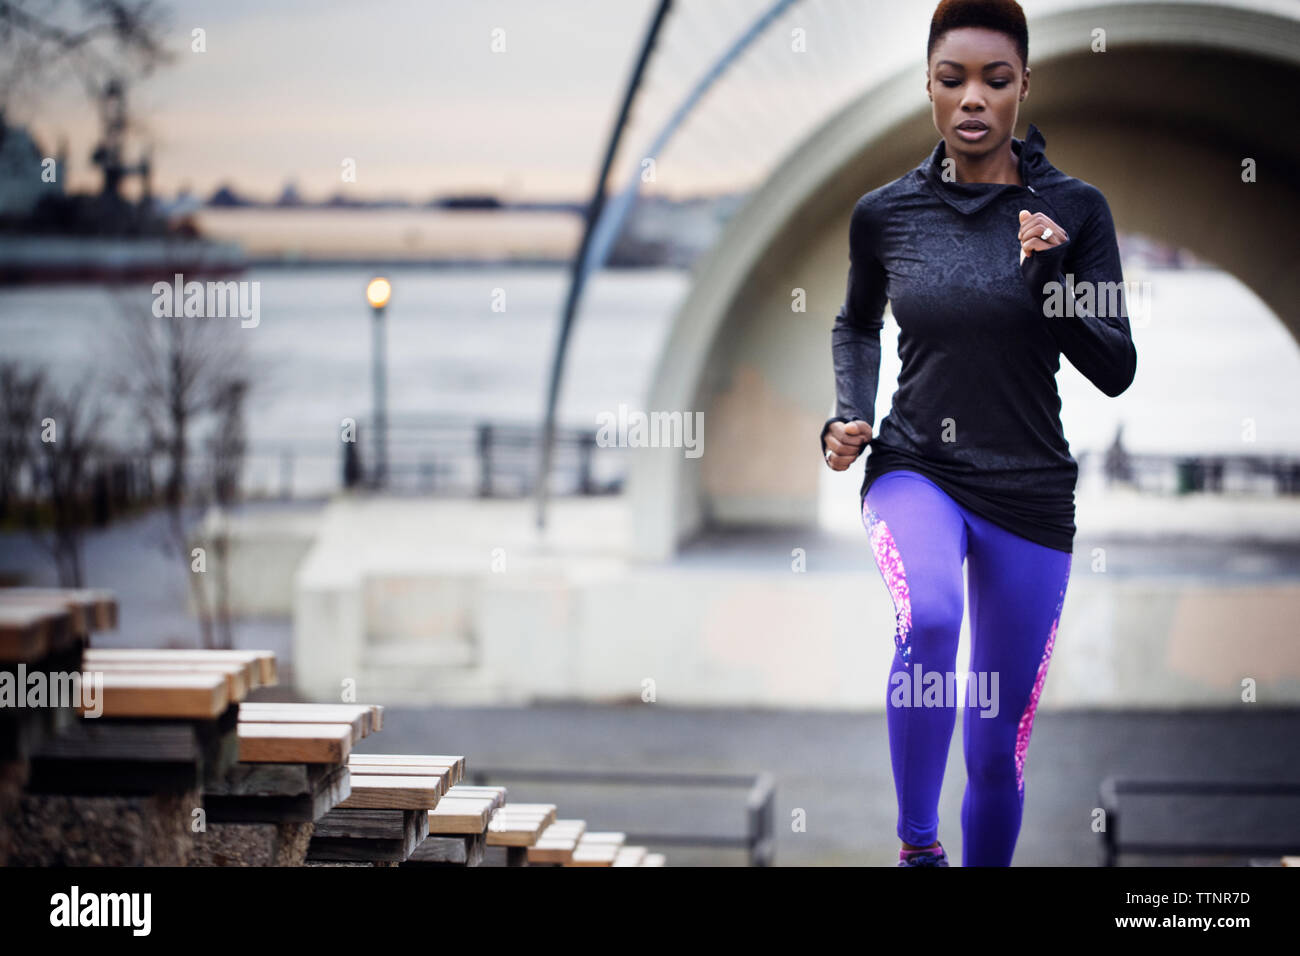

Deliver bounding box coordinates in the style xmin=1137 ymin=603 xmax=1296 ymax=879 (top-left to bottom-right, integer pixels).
xmin=927 ymin=0 xmax=1029 ymax=70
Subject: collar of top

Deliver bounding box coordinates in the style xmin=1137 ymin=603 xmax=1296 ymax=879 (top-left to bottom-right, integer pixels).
xmin=920 ymin=121 xmax=1053 ymax=215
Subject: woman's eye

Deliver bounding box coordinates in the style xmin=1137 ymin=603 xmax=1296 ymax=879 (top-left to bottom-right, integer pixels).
xmin=990 ymin=80 xmax=1010 ymax=88
xmin=940 ymin=79 xmax=960 ymax=87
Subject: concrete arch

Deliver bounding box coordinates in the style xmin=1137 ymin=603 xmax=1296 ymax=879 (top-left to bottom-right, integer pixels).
xmin=628 ymin=0 xmax=1300 ymax=560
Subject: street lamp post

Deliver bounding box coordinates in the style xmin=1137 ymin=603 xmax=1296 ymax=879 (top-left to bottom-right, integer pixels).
xmin=365 ymin=276 xmax=392 ymax=487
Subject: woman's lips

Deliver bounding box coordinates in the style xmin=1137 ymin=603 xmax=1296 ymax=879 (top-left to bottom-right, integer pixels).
xmin=956 ymin=124 xmax=989 ymax=141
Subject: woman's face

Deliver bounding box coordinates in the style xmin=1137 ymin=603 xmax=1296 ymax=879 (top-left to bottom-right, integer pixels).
xmin=927 ymin=27 xmax=1028 ymax=161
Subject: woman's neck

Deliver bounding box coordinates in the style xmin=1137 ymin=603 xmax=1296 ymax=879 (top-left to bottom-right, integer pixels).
xmin=946 ymin=139 xmax=1023 ymax=186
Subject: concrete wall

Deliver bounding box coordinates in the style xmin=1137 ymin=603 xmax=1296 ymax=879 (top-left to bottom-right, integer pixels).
xmin=270 ymin=497 xmax=1300 ymax=708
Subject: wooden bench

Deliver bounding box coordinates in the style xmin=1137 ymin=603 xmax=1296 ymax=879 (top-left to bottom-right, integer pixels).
xmin=1 ymin=602 xmax=83 ymax=773
xmin=192 ymin=703 xmax=384 ymax=865
xmin=0 ymin=588 xmax=115 ymax=769
xmin=526 ymin=819 xmax=587 ymax=865
xmin=27 ymin=649 xmax=253 ymax=791
xmin=3 ymin=628 xmax=277 ymax=864
xmin=83 ymin=648 xmax=275 ymax=688
xmin=567 ymin=830 xmax=627 ymax=867
xmin=210 ymin=707 xmax=378 ymax=804
xmin=612 ymin=845 xmax=647 ymax=866
xmin=401 ymin=782 xmax=504 ymax=867
xmin=0 ymin=602 xmax=76 ymax=660
xmin=237 ymin=702 xmax=383 ymax=742
xmin=482 ymin=801 xmax=558 ymax=866
xmin=0 ymin=587 xmax=117 ymax=640
xmin=4 ymin=589 xmax=675 ymax=868
xmin=308 ymin=754 xmax=462 ymax=866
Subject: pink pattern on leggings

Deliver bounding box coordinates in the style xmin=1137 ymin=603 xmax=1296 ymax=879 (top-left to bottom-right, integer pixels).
xmin=863 ymin=502 xmax=913 ymax=667
xmin=1014 ymin=563 xmax=1071 ymax=798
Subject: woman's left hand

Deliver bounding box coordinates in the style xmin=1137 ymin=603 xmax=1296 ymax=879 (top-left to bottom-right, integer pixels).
xmin=1017 ymin=209 xmax=1068 ymax=262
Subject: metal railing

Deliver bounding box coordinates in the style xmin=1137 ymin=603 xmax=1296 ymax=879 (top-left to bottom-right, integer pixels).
xmin=467 ymin=766 xmax=776 ymax=866
xmin=352 ymin=415 xmax=619 ymax=497
xmin=8 ymin=435 xmax=1299 ymax=507
xmin=1098 ymin=776 xmax=1300 ymax=866
xmin=1084 ymin=450 xmax=1300 ymax=495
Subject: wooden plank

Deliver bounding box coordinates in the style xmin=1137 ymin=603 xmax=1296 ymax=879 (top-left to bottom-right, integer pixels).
xmin=405 ymin=832 xmax=485 ymax=867
xmin=88 ymin=651 xmax=257 ymax=688
xmin=348 ymin=753 xmax=464 ymax=784
xmin=308 ymin=808 xmax=428 ymax=863
xmin=85 ymin=671 xmax=228 ymax=719
xmin=526 ymin=820 xmax=587 ymax=864
xmin=348 ymin=753 xmax=461 ymax=767
xmin=0 ymin=592 xmax=88 ymax=635
xmin=81 ymin=648 xmax=276 ymax=686
xmin=237 ymin=722 xmax=352 ymax=763
xmin=84 ymin=649 xmax=267 ymax=689
xmin=33 ymin=720 xmax=200 ymax=759
xmin=427 ymin=796 xmax=495 ymax=833
xmin=535 ymin=820 xmax=586 ymax=835
xmin=488 ymin=803 xmax=555 ymax=817
xmin=486 ymin=803 xmax=556 ymax=846
xmin=613 ymin=846 xmax=648 ymax=867
xmin=239 ymin=702 xmax=372 ymax=734
xmin=239 ymin=703 xmax=370 ymax=742
xmin=641 ymin=853 xmax=666 ymax=867
xmin=342 ymin=762 xmax=452 ymax=793
xmin=444 ymin=784 xmax=506 ymax=809
xmin=369 ymin=705 xmax=383 ymax=732
xmin=0 ymin=588 xmax=117 ymax=633
xmin=336 ymin=773 xmax=445 ymax=809
xmin=567 ymin=832 xmax=625 ymax=867
xmin=25 ymin=711 xmax=240 ymax=796
xmin=204 ymin=763 xmax=352 ymax=824
xmin=86 ymin=659 xmax=249 ymax=701
xmin=0 ymin=604 xmax=71 ymax=662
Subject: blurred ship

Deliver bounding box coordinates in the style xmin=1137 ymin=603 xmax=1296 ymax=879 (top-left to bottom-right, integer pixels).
xmin=0 ymin=79 xmax=245 ymax=284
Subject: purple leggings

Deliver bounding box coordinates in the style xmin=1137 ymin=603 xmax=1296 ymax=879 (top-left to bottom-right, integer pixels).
xmin=863 ymin=469 xmax=1072 ymax=866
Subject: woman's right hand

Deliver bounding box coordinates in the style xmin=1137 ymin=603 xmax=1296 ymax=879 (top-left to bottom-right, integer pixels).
xmin=823 ymin=419 xmax=873 ymax=470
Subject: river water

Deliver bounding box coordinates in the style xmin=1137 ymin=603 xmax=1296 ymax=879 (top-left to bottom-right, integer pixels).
xmin=2 ymin=264 xmax=1297 ymax=504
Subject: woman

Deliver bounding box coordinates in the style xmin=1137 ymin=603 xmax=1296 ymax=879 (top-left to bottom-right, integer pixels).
xmin=820 ymin=0 xmax=1136 ymax=867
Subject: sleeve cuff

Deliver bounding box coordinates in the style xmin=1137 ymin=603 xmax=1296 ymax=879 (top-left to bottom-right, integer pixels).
xmin=1020 ymin=240 xmax=1071 ymax=300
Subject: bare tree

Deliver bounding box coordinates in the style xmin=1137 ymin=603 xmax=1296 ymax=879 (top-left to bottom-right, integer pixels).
xmin=29 ymin=378 xmax=106 ymax=586
xmin=0 ymin=361 xmax=46 ymax=523
xmin=110 ymin=292 xmax=246 ymax=648
xmin=0 ymin=0 xmax=173 ymax=115
xmin=206 ymin=376 xmax=248 ymax=650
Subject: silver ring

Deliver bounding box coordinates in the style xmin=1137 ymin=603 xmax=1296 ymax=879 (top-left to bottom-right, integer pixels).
xmin=1040 ymin=227 xmax=1053 ymax=241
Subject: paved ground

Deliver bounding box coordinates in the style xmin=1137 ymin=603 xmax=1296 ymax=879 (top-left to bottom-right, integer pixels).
xmin=327 ymin=700 xmax=1300 ymax=867
xmin=6 ymin=505 xmax=1299 ymax=866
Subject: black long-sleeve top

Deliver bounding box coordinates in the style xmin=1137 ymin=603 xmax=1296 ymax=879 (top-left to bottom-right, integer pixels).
xmin=822 ymin=123 xmax=1137 ymax=552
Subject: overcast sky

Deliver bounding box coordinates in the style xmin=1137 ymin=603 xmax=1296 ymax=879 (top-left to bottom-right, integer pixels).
xmin=22 ymin=0 xmax=677 ymax=199
xmin=18 ymin=0 xmax=1280 ymax=201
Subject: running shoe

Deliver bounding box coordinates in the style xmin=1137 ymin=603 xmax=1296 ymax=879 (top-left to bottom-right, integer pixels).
xmin=897 ymin=842 xmax=950 ymax=866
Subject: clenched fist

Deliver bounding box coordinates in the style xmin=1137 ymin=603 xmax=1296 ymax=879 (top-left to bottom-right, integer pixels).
xmin=823 ymin=419 xmax=872 ymax=471
xmin=1017 ymin=208 xmax=1068 ymax=264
